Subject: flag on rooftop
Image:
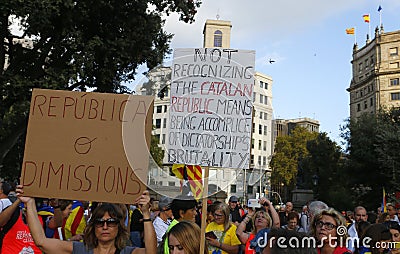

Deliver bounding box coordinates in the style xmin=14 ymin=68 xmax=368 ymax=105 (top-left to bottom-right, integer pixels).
xmin=363 ymin=14 xmax=370 ymax=23
xmin=378 ymin=5 xmax=382 ymax=12
xmin=346 ymin=28 xmax=355 ymax=35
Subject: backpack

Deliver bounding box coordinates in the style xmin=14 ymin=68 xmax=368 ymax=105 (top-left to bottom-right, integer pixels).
xmin=0 ymin=200 xmax=21 ymax=251
xmin=299 ymin=212 xmax=309 ymax=230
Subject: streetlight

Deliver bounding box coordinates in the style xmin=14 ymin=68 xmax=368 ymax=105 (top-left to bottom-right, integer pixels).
xmin=312 ymin=174 xmax=319 ymax=199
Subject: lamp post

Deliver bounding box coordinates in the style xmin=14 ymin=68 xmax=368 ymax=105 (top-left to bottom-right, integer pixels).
xmin=312 ymin=174 xmax=319 ymax=199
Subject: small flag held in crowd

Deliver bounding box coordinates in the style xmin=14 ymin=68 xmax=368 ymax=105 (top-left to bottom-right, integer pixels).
xmin=377 ymin=5 xmax=382 ymax=12
xmin=381 ymin=187 xmax=387 ymax=213
xmin=346 ymin=28 xmax=355 ymax=35
xmin=363 ymin=14 xmax=370 ymax=23
xmin=172 ymin=164 xmax=203 ymax=200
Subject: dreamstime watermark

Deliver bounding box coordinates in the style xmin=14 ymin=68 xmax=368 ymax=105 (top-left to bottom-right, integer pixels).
xmin=252 ymin=226 xmax=400 ymax=250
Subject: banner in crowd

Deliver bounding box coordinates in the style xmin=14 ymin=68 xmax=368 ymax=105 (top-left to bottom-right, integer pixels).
xmin=166 ymin=48 xmax=255 ymax=169
xmin=20 ymin=89 xmax=154 ymax=203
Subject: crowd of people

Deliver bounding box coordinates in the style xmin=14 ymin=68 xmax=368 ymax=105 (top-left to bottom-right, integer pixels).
xmin=0 ymin=180 xmax=399 ymax=254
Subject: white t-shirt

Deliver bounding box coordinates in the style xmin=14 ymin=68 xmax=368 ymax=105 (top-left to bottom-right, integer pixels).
xmin=0 ymin=198 xmax=12 ymax=213
xmin=153 ymin=216 xmax=171 ymax=244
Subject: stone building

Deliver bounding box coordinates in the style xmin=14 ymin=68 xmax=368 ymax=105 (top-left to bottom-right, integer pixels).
xmin=348 ymin=26 xmax=400 ymax=118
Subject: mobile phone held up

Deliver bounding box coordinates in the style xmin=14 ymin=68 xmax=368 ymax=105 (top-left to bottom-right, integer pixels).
xmin=205 ymin=231 xmax=217 ymax=239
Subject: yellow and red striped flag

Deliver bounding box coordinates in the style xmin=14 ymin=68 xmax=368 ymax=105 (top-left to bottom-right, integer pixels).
xmin=382 ymin=187 xmax=387 ymax=212
xmin=346 ymin=28 xmax=355 ymax=35
xmin=363 ymin=14 xmax=370 ymax=23
xmin=172 ymin=164 xmax=203 ymax=200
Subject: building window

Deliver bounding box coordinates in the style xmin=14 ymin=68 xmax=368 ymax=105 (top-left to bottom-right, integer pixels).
xmin=168 ymin=181 xmax=175 ymax=187
xmin=250 ymin=155 xmax=254 ymax=165
xmin=156 ymin=105 xmax=162 ymax=113
xmin=260 ymin=94 xmax=263 ymax=103
xmin=163 ymin=118 xmax=167 ymax=128
xmin=155 ymin=134 xmax=160 ymax=143
xmin=258 ymin=156 xmax=262 ymax=166
xmin=162 ymin=134 xmax=166 ymax=144
xmin=259 ymin=112 xmax=262 ymax=119
xmin=251 ymin=139 xmax=254 ymax=149
xmin=359 ymin=63 xmax=363 ymax=72
xmin=263 ymin=141 xmax=267 ymax=151
xmin=390 ymin=47 xmax=398 ymax=56
xmin=264 ymin=97 xmax=268 ymax=105
xmin=158 ymin=181 xmax=163 ymax=186
xmin=247 ymin=185 xmax=253 ymax=194
xmin=164 ymin=105 xmax=168 ymax=112
xmin=389 ymin=62 xmax=399 ymax=69
xmin=364 ymin=100 xmax=367 ymax=109
xmin=259 ymin=124 xmax=262 ymax=135
xmin=155 ymin=119 xmax=161 ymax=128
xmin=391 ymin=92 xmax=400 ymax=100
xmin=231 ymin=185 xmax=237 ymax=193
xmin=264 ymin=82 xmax=268 ymax=89
xmin=258 ymin=140 xmax=262 ymax=150
xmin=390 ymin=78 xmax=399 ymax=86
xmin=264 ymin=113 xmax=268 ymax=120
xmin=252 ymin=123 xmax=255 ymax=133
xmin=370 ymin=97 xmax=373 ymax=106
xmin=357 ymin=104 xmax=361 ymax=112
xmin=214 ymin=30 xmax=222 ymax=47
xmin=263 ymin=156 xmax=267 ymax=166
xmin=264 ymin=126 xmax=267 ymax=136
xmin=260 ymin=81 xmax=263 ymax=88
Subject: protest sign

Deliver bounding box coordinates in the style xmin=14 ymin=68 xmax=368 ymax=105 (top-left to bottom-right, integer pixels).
xmin=166 ymin=48 xmax=255 ymax=169
xmin=20 ymin=89 xmax=154 ymax=203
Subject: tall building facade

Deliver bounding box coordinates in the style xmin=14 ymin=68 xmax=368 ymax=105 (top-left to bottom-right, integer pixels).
xmin=348 ymin=26 xmax=400 ymax=119
xmin=138 ymin=19 xmax=274 ymax=202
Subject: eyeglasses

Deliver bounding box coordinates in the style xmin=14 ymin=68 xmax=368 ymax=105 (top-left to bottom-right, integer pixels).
xmin=315 ymin=221 xmax=337 ymax=230
xmin=94 ymin=218 xmax=119 ymax=228
xmin=214 ymin=213 xmax=224 ymax=217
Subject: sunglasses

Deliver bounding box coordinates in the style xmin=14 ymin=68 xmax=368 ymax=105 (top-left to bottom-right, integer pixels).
xmin=315 ymin=220 xmax=337 ymax=231
xmin=94 ymin=218 xmax=119 ymax=228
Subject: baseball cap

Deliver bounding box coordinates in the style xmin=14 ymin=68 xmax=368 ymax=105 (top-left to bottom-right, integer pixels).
xmin=159 ymin=196 xmax=172 ymax=211
xmin=229 ymin=196 xmax=238 ymax=202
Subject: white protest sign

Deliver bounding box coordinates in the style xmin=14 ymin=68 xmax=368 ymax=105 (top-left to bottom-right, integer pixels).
xmin=166 ymin=48 xmax=255 ymax=169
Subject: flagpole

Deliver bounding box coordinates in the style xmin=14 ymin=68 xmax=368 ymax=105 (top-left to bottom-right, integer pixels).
xmin=199 ymin=166 xmax=209 ymax=254
xmin=368 ymin=13 xmax=371 ymax=39
xmin=354 ymin=26 xmax=357 ymax=44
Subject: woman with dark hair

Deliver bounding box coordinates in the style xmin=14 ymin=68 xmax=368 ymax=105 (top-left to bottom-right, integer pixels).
xmin=16 ymin=185 xmax=157 ymax=254
xmin=355 ymin=223 xmax=392 ymax=254
xmin=386 ymin=221 xmax=400 ymax=254
xmin=167 ymin=220 xmax=208 ymax=254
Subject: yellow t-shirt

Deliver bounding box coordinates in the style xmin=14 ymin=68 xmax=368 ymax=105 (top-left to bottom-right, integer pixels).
xmin=206 ymin=222 xmax=242 ymax=254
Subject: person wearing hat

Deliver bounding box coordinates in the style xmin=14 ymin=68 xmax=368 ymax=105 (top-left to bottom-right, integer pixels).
xmin=153 ymin=196 xmax=173 ymax=245
xmin=228 ymin=196 xmax=244 ymax=225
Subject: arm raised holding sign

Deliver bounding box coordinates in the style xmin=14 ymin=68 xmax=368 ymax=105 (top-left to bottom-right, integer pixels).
xmin=16 ymin=185 xmax=157 ymax=254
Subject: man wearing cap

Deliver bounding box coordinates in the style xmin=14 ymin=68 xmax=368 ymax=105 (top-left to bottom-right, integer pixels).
xmin=153 ymin=196 xmax=173 ymax=245
xmin=228 ymin=196 xmax=243 ymax=225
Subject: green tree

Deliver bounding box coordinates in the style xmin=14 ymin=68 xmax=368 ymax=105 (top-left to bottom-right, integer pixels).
xmin=270 ymin=127 xmax=318 ymax=194
xmin=302 ymin=132 xmax=351 ymax=210
xmin=341 ymin=109 xmax=400 ymax=209
xmin=0 ymin=0 xmax=201 ymax=178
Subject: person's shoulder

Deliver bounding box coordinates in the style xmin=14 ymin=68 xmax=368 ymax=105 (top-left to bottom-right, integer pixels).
xmin=120 ymin=246 xmax=136 ymax=254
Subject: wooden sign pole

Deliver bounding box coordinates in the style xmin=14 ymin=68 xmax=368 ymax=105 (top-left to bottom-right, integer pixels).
xmin=199 ymin=166 xmax=209 ymax=254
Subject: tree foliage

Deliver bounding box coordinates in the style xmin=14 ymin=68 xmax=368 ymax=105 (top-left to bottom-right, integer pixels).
xmin=341 ymin=109 xmax=400 ymax=209
xmin=0 ymin=0 xmax=201 ymax=178
xmin=270 ymin=127 xmax=318 ymax=188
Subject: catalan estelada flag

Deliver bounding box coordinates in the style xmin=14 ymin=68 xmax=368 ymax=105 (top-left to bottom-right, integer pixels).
xmin=363 ymin=14 xmax=370 ymax=23
xmin=172 ymin=164 xmax=203 ymax=200
xmin=346 ymin=28 xmax=355 ymax=35
xmin=381 ymin=187 xmax=387 ymax=213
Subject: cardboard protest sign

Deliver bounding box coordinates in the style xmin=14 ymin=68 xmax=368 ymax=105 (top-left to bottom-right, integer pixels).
xmin=166 ymin=48 xmax=255 ymax=169
xmin=20 ymin=89 xmax=154 ymax=204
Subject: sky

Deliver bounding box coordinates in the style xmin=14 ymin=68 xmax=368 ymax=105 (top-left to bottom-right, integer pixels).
xmin=131 ymin=0 xmax=400 ymax=147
